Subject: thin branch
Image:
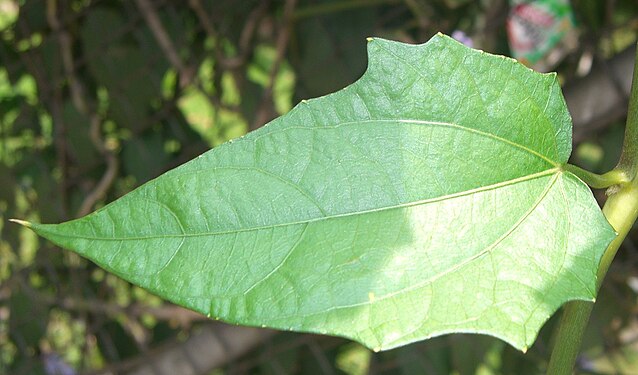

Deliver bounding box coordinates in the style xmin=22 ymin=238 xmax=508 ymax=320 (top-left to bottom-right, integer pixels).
xmin=47 ymin=0 xmax=86 ymax=113
xmin=76 ymin=114 xmax=119 ymax=217
xmin=188 ymin=0 xmax=217 ymax=39
xmin=216 ymin=1 xmax=270 ymax=70
xmin=45 ymin=0 xmax=119 ymax=218
xmin=251 ymin=0 xmax=297 ymax=130
xmin=135 ymin=0 xmax=195 ymax=87
xmin=476 ymin=0 xmax=508 ymax=52
xmin=403 ymin=0 xmax=432 ymax=32
xmin=40 ymin=0 xmax=70 ymax=219
xmin=308 ymin=340 xmax=337 ymax=375
xmin=56 ymin=294 xmax=206 ymax=327
xmin=83 ymin=324 xmax=276 ymax=375
xmin=139 ymin=0 xmax=244 ymax=132
xmin=16 ymin=275 xmax=207 ymax=329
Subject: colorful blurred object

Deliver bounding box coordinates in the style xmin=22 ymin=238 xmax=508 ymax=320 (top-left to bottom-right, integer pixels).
xmin=507 ymin=0 xmax=578 ymax=71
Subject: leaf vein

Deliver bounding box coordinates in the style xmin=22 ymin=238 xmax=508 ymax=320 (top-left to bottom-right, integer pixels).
xmin=44 ymin=168 xmax=559 ymax=241
xmin=293 ymin=172 xmax=560 ymax=318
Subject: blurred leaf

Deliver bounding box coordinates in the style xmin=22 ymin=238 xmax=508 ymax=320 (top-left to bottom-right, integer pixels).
xmin=247 ymin=44 xmax=295 ymax=115
xmin=96 ymin=320 xmax=140 ymax=360
xmin=9 ymin=290 xmax=46 ymax=353
xmin=597 ymin=123 xmax=626 ymax=173
xmin=499 ymin=344 xmax=543 ymax=374
xmin=238 ymin=76 xmax=263 ymax=125
xmin=15 ymin=154 xmax=61 ymax=222
xmin=82 ymin=8 xmax=160 ymax=133
xmin=129 ymin=6 xmax=172 ymax=86
xmin=121 ymin=131 xmax=170 ymax=184
xmin=335 ymin=343 xmax=371 ymax=375
xmin=38 ymin=37 xmax=62 ymax=83
xmin=203 ymin=0 xmax=262 ymax=46
xmin=45 ymin=309 xmax=87 ymax=370
xmin=291 ymin=7 xmax=375 ymax=98
xmin=574 ymin=142 xmax=604 ymax=172
xmin=63 ymin=102 xmax=99 ymax=168
xmin=449 ymin=336 xmax=504 ymax=375
xmin=16 ymin=1 xmax=46 ymax=39
xmin=395 ymin=340 xmax=451 ymax=374
xmin=297 ymin=345 xmax=341 ymax=375
xmin=177 ymin=87 xmax=216 ymax=144
xmin=256 ymin=333 xmax=301 ymax=374
xmin=0 ymin=0 xmax=18 ymax=31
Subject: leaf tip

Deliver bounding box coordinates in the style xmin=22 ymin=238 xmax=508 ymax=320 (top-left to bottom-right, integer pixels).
xmin=9 ymin=218 xmax=31 ymax=227
xmin=366 ymin=37 xmax=374 ymax=42
xmin=521 ymin=346 xmax=529 ymax=354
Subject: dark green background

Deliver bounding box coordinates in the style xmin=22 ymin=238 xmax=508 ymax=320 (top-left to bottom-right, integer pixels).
xmin=1 ymin=1 xmax=637 ymax=374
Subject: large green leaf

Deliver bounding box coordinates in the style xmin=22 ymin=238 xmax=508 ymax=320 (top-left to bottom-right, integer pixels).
xmin=15 ymin=34 xmax=615 ymax=351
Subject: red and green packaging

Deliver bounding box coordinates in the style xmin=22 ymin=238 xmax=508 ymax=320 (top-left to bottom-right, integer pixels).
xmin=507 ymin=0 xmax=577 ymax=71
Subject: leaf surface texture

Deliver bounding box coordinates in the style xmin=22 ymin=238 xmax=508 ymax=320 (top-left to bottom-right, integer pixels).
xmin=26 ymin=34 xmax=615 ymax=351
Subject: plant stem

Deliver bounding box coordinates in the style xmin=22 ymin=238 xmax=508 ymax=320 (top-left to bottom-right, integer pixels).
xmin=618 ymin=42 xmax=638 ymax=181
xmin=547 ymin=43 xmax=638 ymax=374
xmin=546 ymin=301 xmax=593 ymax=374
xmin=563 ymin=164 xmax=628 ymax=188
xmin=547 ymin=184 xmax=638 ymax=374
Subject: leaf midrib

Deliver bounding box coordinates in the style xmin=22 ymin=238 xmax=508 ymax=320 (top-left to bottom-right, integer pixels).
xmin=250 ymin=119 xmax=560 ymax=168
xmin=38 ymin=168 xmax=561 ymax=241
xmin=244 ymin=172 xmax=561 ymax=322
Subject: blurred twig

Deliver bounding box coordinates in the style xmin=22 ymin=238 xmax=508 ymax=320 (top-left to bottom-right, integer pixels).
xmin=138 ymin=0 xmax=240 ymax=122
xmin=403 ymin=0 xmax=432 ymax=34
xmin=84 ymin=324 xmax=276 ymax=375
xmin=18 ymin=4 xmax=71 ymax=219
xmin=135 ymin=0 xmax=196 ymax=88
xmin=217 ymin=1 xmax=270 ymax=70
xmin=307 ymin=340 xmax=337 ymax=375
xmin=76 ymin=114 xmax=120 ymax=217
xmin=251 ymin=0 xmax=297 ymax=130
xmin=50 ymin=294 xmax=207 ymax=328
xmin=47 ymin=0 xmax=85 ymax=113
xmin=46 ymin=0 xmax=119 ymax=218
xmin=477 ymin=0 xmax=508 ymax=52
xmin=188 ymin=0 xmax=217 ymax=40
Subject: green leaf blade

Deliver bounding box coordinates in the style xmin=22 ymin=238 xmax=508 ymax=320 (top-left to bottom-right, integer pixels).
xmin=20 ymin=34 xmax=615 ymax=351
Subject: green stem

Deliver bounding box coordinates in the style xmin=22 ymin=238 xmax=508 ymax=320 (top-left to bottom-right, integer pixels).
xmin=547 ymin=184 xmax=638 ymax=374
xmin=547 ymin=43 xmax=638 ymax=374
xmin=546 ymin=301 xmax=594 ymax=374
xmin=617 ymin=42 xmax=638 ymax=181
xmin=563 ymin=164 xmax=628 ymax=189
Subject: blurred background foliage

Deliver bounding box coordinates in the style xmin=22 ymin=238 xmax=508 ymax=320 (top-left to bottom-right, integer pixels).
xmin=1 ymin=0 xmax=638 ymax=374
